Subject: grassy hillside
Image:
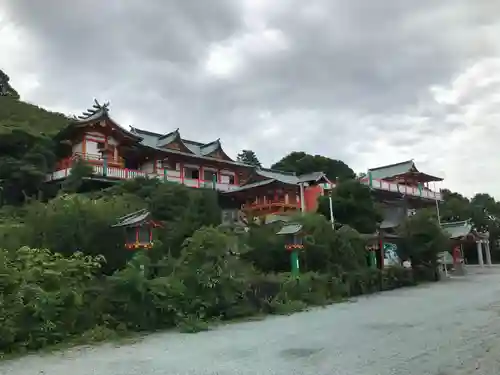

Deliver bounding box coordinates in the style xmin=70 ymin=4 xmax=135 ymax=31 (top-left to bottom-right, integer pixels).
xmin=0 ymin=81 xmax=70 ymax=206
xmin=0 ymin=96 xmax=69 ymax=137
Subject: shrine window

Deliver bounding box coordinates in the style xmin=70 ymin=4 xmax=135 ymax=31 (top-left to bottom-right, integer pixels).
xmin=184 ymin=167 xmax=200 ymax=179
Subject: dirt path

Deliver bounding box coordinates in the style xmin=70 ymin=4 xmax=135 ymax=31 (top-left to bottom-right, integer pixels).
xmin=2 ymin=267 xmax=500 ymax=375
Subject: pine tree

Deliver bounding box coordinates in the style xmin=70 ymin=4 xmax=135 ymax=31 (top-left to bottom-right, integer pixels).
xmin=236 ymin=150 xmax=262 ymax=167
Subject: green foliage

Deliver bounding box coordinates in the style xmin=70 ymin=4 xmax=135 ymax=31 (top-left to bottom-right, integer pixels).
xmin=246 ymin=213 xmax=368 ymax=275
xmin=176 ymin=226 xmax=256 ymax=320
xmin=397 ymin=210 xmax=449 ymax=268
xmin=0 ymin=89 xmax=69 ymax=206
xmin=0 ymin=219 xmax=425 ymax=355
xmin=17 ymin=194 xmax=144 ymax=273
xmin=61 ymin=159 xmax=94 ymax=193
xmin=95 ymin=179 xmax=222 ymax=259
xmin=0 ymin=135 xmax=58 ymax=206
xmin=0 ymin=69 xmax=19 ymax=99
xmin=236 ymin=149 xmax=261 ymax=167
xmin=317 ymin=179 xmax=382 ymax=233
xmin=0 ymin=247 xmax=103 ymax=352
xmin=0 ymin=95 xmax=68 ymax=137
xmin=271 ymin=151 xmax=355 ymax=181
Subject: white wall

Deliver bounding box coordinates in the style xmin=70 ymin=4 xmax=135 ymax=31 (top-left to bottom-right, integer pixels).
xmin=86 ymin=140 xmax=99 ymax=155
xmin=82 ymin=133 xmax=119 ymax=159
xmin=141 ymin=161 xmax=155 ymax=173
xmin=72 ymin=142 xmax=83 ymax=154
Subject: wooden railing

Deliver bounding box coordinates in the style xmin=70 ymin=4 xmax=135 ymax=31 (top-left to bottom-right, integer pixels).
xmin=242 ymin=195 xmax=301 ymax=213
xmin=242 ymin=200 xmax=300 ymax=212
xmin=56 ymin=153 xmax=124 ymax=169
xmin=357 ymin=178 xmax=442 ymax=201
xmin=47 ymin=160 xmax=240 ymax=192
xmin=48 ymin=155 xmax=443 ymax=200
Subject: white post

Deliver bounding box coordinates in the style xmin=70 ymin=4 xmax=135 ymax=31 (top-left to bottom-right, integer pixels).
xmin=329 ymin=194 xmax=335 ymax=229
xmin=477 ymin=241 xmax=484 ymax=267
xmin=435 ymin=197 xmax=441 ymax=225
xmin=485 ymin=240 xmax=492 ymax=266
xmin=299 ymin=182 xmax=305 ymax=214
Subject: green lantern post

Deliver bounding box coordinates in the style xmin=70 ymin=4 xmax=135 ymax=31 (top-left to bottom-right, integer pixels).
xmin=276 ymin=223 xmax=304 ymax=278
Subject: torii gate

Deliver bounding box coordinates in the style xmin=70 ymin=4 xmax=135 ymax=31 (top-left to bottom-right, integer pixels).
xmin=441 ymin=220 xmax=492 ymax=268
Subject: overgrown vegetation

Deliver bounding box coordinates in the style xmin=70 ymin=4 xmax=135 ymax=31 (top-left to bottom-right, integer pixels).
xmin=0 ymin=178 xmax=440 ymax=356
xmin=0 ymin=76 xmax=495 ymax=357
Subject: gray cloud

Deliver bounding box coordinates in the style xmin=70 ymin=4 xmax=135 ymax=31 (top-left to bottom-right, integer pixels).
xmin=1 ymin=0 xmax=500 ymax=197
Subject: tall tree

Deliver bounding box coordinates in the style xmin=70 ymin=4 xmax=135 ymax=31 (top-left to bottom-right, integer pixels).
xmin=271 ymin=152 xmax=355 ymax=181
xmin=237 ymin=150 xmax=261 ymax=167
xmin=397 ymin=210 xmax=449 ymax=272
xmin=317 ymin=179 xmax=382 ymax=233
xmin=0 ymin=69 xmax=19 ymax=99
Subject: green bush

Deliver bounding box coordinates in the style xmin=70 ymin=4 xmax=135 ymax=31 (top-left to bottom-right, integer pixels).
xmin=18 ymin=194 xmax=144 ymax=273
xmin=0 ymin=247 xmax=103 ymax=352
xmin=0 ymin=207 xmax=439 ymax=356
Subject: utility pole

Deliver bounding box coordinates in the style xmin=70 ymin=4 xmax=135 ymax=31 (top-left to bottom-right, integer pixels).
xmin=329 ymin=192 xmax=335 ymax=229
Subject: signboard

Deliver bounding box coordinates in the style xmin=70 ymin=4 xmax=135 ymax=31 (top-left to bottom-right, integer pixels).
xmin=383 ymin=242 xmax=401 ymax=267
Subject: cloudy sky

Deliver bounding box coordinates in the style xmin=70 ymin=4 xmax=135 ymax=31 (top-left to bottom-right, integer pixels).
xmin=1 ymin=0 xmax=499 ymax=197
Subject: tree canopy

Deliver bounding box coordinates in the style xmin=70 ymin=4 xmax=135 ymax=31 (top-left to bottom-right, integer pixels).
xmin=0 ymin=69 xmax=19 ymax=99
xmin=271 ymin=152 xmax=355 ymax=181
xmin=0 ymin=90 xmax=70 ymax=206
xmin=237 ymin=149 xmax=262 ymax=167
xmin=317 ymin=179 xmax=382 ymax=233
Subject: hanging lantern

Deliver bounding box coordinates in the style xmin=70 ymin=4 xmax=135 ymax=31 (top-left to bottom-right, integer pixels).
xmin=112 ymin=209 xmax=163 ymax=250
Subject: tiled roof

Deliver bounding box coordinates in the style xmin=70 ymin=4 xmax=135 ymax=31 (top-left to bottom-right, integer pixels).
xmin=253 ymin=168 xmax=329 ymax=185
xmin=276 ymin=223 xmax=303 ymax=235
xmin=255 ymin=168 xmax=299 ymax=184
xmin=112 ymin=209 xmax=151 ymax=228
xmin=225 ymin=179 xmax=276 ymax=192
xmin=367 ymin=160 xmax=443 ymax=182
xmin=223 ymin=168 xmax=329 ymax=195
xmin=379 ymin=206 xmax=407 ymax=229
xmin=200 ymin=139 xmax=222 ymax=156
xmin=368 ymin=160 xmax=416 ymax=180
xmin=130 ymin=126 xmax=248 ymax=165
xmin=441 ymin=220 xmax=473 ymax=239
xmin=65 ymin=100 xmax=141 ymax=141
xmin=297 ymin=171 xmax=330 ymax=184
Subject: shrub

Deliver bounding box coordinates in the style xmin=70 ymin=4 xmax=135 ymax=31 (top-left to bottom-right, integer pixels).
xmin=19 ymin=194 xmax=144 ymax=273
xmin=0 ymin=247 xmax=103 ymax=352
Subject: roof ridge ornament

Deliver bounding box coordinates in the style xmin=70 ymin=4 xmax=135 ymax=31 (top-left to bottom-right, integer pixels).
xmin=73 ymin=99 xmax=110 ymax=120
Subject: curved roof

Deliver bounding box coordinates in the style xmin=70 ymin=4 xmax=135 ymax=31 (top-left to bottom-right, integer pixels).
xmin=441 ymin=219 xmax=489 ymax=240
xmin=247 ymin=168 xmax=331 ymax=185
xmin=130 ymin=126 xmax=245 ymax=164
xmin=368 ymin=160 xmax=443 ymax=183
xmin=225 ymin=168 xmax=331 ymax=194
xmin=57 ymin=100 xmax=142 ymax=142
xmin=200 ymin=139 xmax=223 ymax=156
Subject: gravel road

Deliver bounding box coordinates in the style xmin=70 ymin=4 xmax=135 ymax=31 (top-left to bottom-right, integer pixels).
xmin=2 ymin=267 xmax=500 ymax=375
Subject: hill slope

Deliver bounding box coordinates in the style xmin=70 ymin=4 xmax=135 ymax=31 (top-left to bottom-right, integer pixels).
xmin=0 ymin=96 xmax=69 ymax=137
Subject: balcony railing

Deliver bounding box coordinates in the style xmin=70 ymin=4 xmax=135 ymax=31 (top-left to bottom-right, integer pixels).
xmin=241 ymin=197 xmax=301 ymax=213
xmin=46 ymin=164 xmax=240 ymax=192
xmin=357 ymin=178 xmax=442 ymax=201
xmin=56 ymin=153 xmax=124 ymax=169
